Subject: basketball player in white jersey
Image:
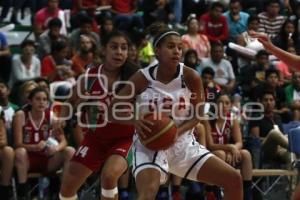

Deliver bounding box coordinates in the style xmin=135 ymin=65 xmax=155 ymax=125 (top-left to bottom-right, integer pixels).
xmin=108 ymin=29 xmax=243 ymax=200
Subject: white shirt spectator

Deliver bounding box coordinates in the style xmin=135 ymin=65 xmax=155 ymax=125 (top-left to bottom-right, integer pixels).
xmin=9 ymin=54 xmax=41 ymax=88
xmin=200 ymin=57 xmax=235 ymax=86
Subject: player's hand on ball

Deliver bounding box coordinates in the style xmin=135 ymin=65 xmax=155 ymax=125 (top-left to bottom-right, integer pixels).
xmin=46 ymin=145 xmax=59 ymax=156
xmin=134 ymin=118 xmax=154 ymax=140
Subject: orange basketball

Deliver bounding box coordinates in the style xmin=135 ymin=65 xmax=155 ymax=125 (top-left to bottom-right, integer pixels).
xmin=140 ymin=112 xmax=177 ymax=151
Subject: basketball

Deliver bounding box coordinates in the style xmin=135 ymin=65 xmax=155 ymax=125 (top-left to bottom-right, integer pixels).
xmin=140 ymin=112 xmax=177 ymax=151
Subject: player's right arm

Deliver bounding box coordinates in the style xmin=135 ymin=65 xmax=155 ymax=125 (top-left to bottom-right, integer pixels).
xmin=13 ymin=110 xmax=46 ymax=151
xmin=251 ymin=31 xmax=300 ymax=71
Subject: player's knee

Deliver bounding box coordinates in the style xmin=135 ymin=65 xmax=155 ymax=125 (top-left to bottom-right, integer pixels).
xmin=214 ymin=150 xmax=226 ymax=160
xmin=2 ymin=146 xmax=14 ymax=159
xmin=241 ymin=149 xmax=252 ymax=163
xmin=15 ymin=148 xmax=27 ymax=166
xmin=223 ymin=170 xmax=242 ymax=190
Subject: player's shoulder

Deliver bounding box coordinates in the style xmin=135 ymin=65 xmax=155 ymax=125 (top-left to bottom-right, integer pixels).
xmin=183 ymin=65 xmax=201 ymax=81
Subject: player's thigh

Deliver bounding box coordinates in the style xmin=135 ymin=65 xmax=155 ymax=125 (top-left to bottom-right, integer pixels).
xmin=197 ymin=156 xmax=241 ymax=187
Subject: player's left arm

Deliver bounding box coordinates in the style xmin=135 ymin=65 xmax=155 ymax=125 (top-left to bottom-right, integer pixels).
xmin=176 ymin=66 xmax=204 ymax=136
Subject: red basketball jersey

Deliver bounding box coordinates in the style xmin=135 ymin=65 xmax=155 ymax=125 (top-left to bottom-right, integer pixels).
xmin=210 ymin=114 xmax=233 ymax=145
xmin=80 ymin=65 xmax=134 ymax=140
xmin=23 ymin=108 xmax=52 ymax=154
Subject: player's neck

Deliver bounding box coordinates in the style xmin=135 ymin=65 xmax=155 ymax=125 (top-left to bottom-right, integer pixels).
xmin=30 ymin=109 xmax=44 ymax=120
xmin=102 ymin=64 xmax=121 ymax=78
xmin=156 ymin=64 xmax=177 ymax=83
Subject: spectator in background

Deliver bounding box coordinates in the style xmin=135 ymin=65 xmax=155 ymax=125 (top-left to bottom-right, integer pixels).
xmin=206 ymin=93 xmax=253 ymax=200
xmin=201 ymin=42 xmax=236 ymax=93
xmin=223 ymin=0 xmax=249 ymax=41
xmin=182 ymin=14 xmax=211 ymax=60
xmin=276 ymin=46 xmax=294 ymax=85
xmin=285 ymin=71 xmax=300 ymax=110
xmin=236 ymin=15 xmax=264 ymax=69
xmin=71 ymin=35 xmax=97 ymax=77
xmin=199 ymin=2 xmax=229 ymax=43
xmin=239 ymin=50 xmax=274 ymax=99
xmin=70 ymin=0 xmax=99 ymax=32
xmin=128 ymin=42 xmax=140 ymax=67
xmin=37 ymin=18 xmax=69 ymax=60
xmin=13 ymin=87 xmax=75 ymax=200
xmin=41 ymin=40 xmax=75 ymax=83
xmin=252 ymin=68 xmax=290 ymax=122
xmin=34 ymin=0 xmax=67 ymax=38
xmin=249 ymin=90 xmax=290 ymax=166
xmin=9 ymin=40 xmax=41 ymax=89
xmin=183 ymin=49 xmax=201 ymax=71
xmin=135 ymin=31 xmax=155 ymax=68
xmin=110 ymin=0 xmax=144 ymax=31
xmin=201 ymin=67 xmax=221 ymax=103
xmin=258 ymin=0 xmax=286 ymax=38
xmin=140 ymin=0 xmax=172 ymax=27
xmin=0 ymin=32 xmax=11 ymax=84
xmin=18 ymin=80 xmax=38 ymax=107
xmin=0 ymin=79 xmax=18 ymax=146
xmin=0 ymin=106 xmax=14 ymax=200
xmin=69 ymin=15 xmax=100 ymax=54
xmin=273 ymin=19 xmax=300 ymax=53
xmin=100 ymin=17 xmax=115 ymax=45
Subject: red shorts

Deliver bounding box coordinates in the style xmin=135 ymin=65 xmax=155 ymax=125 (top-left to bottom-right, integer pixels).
xmin=72 ymin=136 xmax=132 ymax=172
xmin=28 ymin=153 xmax=49 ymax=174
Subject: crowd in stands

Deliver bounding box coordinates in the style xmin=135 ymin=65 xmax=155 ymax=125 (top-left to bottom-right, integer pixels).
xmin=0 ymin=0 xmax=299 ymax=199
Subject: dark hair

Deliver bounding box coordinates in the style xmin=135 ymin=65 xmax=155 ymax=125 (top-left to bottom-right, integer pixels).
xmin=101 ymin=31 xmax=130 ymax=47
xmin=260 ymin=89 xmax=276 ymax=100
xmin=34 ymin=77 xmax=50 ymax=87
xmin=278 ymin=19 xmax=298 ymax=46
xmin=101 ymin=31 xmax=138 ymax=88
xmin=28 ymin=87 xmax=49 ymax=100
xmin=211 ymin=42 xmax=223 ymax=51
xmin=210 ymin=2 xmax=223 ymax=10
xmin=153 ymin=29 xmax=180 ymax=48
xmin=186 ymin=14 xmax=197 ymax=26
xmin=265 ymin=0 xmax=280 ymax=6
xmin=21 ymin=40 xmax=36 ymax=49
xmin=48 ymin=17 xmax=62 ymax=29
xmin=247 ymin=15 xmax=259 ymax=25
xmin=0 ymin=78 xmax=8 ymax=88
xmin=183 ymin=49 xmax=198 ymax=69
xmin=229 ymin=0 xmax=241 ymax=5
xmin=256 ymin=50 xmax=269 ymax=58
xmin=80 ymin=15 xmax=93 ymax=26
xmin=51 ymin=40 xmax=68 ymax=54
xmin=202 ymin=67 xmax=215 ymax=77
xmin=265 ymin=68 xmax=279 ymax=79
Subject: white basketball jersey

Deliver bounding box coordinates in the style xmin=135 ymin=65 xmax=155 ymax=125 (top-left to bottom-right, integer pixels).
xmin=136 ymin=63 xmax=192 ymax=126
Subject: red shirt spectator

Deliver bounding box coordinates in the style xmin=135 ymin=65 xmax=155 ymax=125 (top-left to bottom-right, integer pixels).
xmin=199 ymin=2 xmax=228 ymax=43
xmin=110 ymin=0 xmax=135 ymax=14
xmin=34 ymin=0 xmax=67 ymax=37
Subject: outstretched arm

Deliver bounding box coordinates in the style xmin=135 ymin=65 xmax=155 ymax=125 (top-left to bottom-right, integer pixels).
xmin=251 ymin=31 xmax=300 ymax=71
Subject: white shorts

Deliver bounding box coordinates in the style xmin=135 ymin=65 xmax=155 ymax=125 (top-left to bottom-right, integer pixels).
xmin=132 ymin=130 xmax=213 ymax=184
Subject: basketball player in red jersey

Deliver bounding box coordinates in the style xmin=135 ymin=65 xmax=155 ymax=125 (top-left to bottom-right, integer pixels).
xmin=59 ymin=31 xmax=139 ymax=200
xmin=13 ymin=87 xmax=75 ymax=199
xmin=206 ymin=93 xmax=253 ymax=200
xmin=108 ymin=29 xmax=243 ymax=200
